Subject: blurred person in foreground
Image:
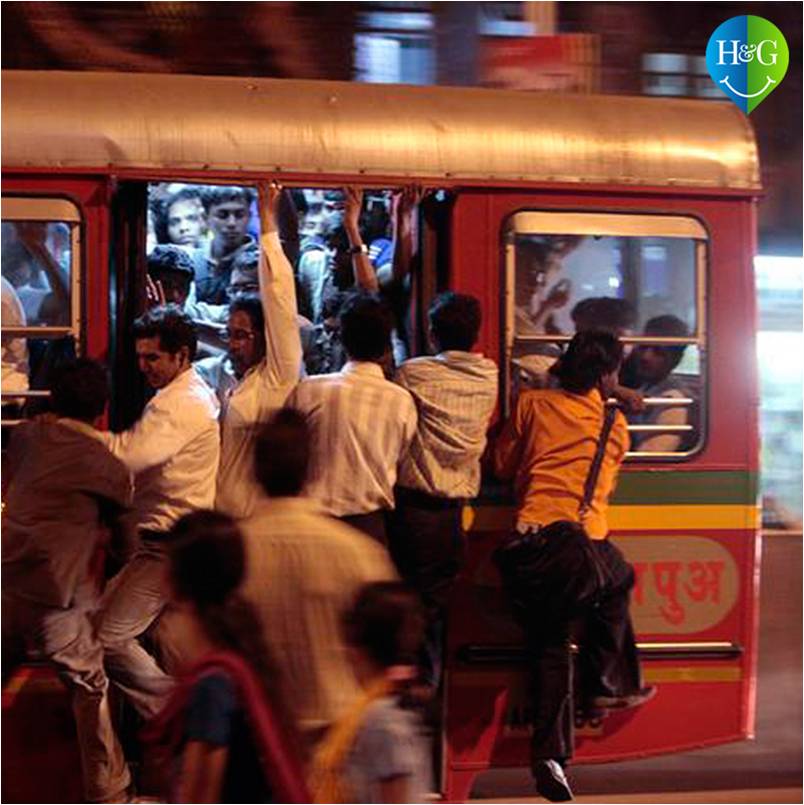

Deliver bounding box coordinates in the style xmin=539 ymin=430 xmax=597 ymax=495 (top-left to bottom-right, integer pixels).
xmin=143 ymin=510 xmax=308 ymax=804
xmin=96 ymin=306 xmax=220 ymax=720
xmin=388 ymin=292 xmax=498 ymax=693
xmin=287 ymin=292 xmax=417 ymax=543
xmin=239 ymin=409 xmax=395 ymax=757
xmin=2 ymin=359 xmax=134 ymax=803
xmin=493 ymin=331 xmax=654 ymax=802
xmin=311 ymin=582 xmax=430 ymax=804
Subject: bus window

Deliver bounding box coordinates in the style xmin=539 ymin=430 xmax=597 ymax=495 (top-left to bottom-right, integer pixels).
xmin=504 ymin=211 xmax=706 ymax=459
xmin=1 ymin=198 xmax=81 ymax=424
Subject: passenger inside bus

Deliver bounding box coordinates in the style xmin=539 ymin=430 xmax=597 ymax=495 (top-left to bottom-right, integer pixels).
xmin=624 ymin=314 xmax=695 ymax=453
xmin=195 ymin=186 xmax=257 ymax=305
xmin=150 ymin=186 xmax=207 ymax=251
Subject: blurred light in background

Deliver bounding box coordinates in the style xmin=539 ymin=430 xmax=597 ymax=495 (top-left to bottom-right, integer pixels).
xmin=755 ymin=255 xmax=803 ymax=527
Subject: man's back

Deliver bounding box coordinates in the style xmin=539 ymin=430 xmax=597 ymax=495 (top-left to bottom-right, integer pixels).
xmin=395 ymin=351 xmax=498 ymax=499
xmin=239 ymin=497 xmax=395 ymax=733
xmin=494 ymin=388 xmax=629 ymax=538
xmin=3 ymin=420 xmax=132 ymax=609
xmin=288 ymin=361 xmax=417 ymax=516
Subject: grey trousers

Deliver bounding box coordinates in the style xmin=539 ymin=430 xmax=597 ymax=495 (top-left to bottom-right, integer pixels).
xmin=2 ymin=586 xmax=131 ymax=802
xmin=96 ymin=539 xmax=173 ymax=719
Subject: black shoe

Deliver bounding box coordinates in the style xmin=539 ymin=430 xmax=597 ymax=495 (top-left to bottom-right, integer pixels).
xmin=591 ymin=685 xmax=657 ymax=711
xmin=533 ymin=759 xmax=573 ymax=802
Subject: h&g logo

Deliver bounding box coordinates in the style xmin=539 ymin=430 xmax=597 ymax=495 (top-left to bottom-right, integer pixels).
xmin=706 ymin=16 xmax=789 ymax=113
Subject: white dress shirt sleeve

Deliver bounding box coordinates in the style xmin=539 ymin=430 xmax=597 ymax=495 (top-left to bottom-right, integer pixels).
xmin=260 ymin=231 xmax=303 ymax=386
xmin=102 ymin=393 xmax=201 ymax=474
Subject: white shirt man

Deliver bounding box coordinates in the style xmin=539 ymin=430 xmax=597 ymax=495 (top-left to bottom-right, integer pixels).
xmin=195 ymin=182 xmax=303 ymax=520
xmin=287 ymin=294 xmax=417 ymax=543
xmin=96 ymin=306 xmax=220 ymax=718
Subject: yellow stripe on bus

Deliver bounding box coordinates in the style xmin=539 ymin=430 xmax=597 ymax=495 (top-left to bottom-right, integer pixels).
xmin=450 ymin=665 xmax=741 ymax=687
xmin=464 ymin=504 xmax=760 ymax=532
xmin=644 ymin=666 xmax=742 ymax=683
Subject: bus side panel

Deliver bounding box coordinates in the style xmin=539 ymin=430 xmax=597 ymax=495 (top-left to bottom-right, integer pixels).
xmin=442 ymin=189 xmax=760 ymax=790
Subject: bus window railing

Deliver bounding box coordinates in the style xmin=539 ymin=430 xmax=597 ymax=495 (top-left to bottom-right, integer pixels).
xmin=1 ymin=390 xmax=52 ymax=427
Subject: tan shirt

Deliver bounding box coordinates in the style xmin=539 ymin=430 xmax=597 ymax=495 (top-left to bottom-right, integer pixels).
xmin=239 ymin=496 xmax=395 ymax=734
xmin=395 ymin=351 xmax=498 ymax=498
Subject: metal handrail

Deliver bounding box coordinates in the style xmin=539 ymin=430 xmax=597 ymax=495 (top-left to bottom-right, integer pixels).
xmin=513 ymin=334 xmax=700 ymax=346
xmin=1 ymin=390 xmax=51 ymax=399
xmin=0 ymin=327 xmax=74 ymax=337
xmin=628 ymin=424 xmax=693 ymax=432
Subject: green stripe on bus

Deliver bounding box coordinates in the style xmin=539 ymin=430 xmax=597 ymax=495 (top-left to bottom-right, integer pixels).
xmin=477 ymin=471 xmax=757 ymax=507
xmin=612 ymin=471 xmax=758 ymax=505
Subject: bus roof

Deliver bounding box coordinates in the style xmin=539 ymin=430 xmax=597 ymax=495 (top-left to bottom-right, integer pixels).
xmin=2 ymin=70 xmax=760 ymax=191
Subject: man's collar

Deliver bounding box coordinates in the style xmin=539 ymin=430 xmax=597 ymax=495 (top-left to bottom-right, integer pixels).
xmin=342 ymin=360 xmax=385 ymax=379
xmin=56 ymin=417 xmax=106 ymax=444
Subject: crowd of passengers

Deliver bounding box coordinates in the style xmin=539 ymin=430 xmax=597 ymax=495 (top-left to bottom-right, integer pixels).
xmin=3 ymin=183 xmax=688 ymax=804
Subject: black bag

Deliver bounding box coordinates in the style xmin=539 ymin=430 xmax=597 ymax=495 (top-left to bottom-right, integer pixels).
xmin=493 ymin=405 xmax=616 ymax=623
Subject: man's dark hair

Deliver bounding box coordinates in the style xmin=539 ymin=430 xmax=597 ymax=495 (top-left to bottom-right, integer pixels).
xmin=343 ymin=582 xmax=424 ymax=668
xmin=644 ymin=314 xmax=689 ymax=370
xmin=429 ymin=291 xmax=482 ymax=352
xmin=321 ymin=289 xmax=350 ymax=322
xmin=133 ymin=304 xmax=198 ymax=361
xmin=228 ymin=292 xmax=265 ymax=337
xmin=151 ymin=187 xmax=203 ymax=244
xmin=231 ymin=242 xmax=260 ymax=275
xmin=50 ymin=358 xmax=109 ymax=422
xmin=551 ymin=330 xmax=623 ymax=394
xmin=147 ymin=245 xmax=195 ymax=295
xmin=571 ymin=297 xmax=637 ymax=335
xmin=339 ymin=292 xmax=393 ymax=362
xmin=201 ymin=185 xmax=256 ymax=212
xmin=255 ymin=408 xmax=310 ymax=497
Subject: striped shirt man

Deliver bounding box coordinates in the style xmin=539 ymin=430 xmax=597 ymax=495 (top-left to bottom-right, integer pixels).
xmin=286 ymin=360 xmax=418 ymax=517
xmin=395 ymin=351 xmax=498 ymax=499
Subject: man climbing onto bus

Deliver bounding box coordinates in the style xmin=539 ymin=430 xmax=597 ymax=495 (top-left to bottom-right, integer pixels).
xmin=388 ymin=291 xmax=498 ymax=697
xmin=96 ymin=305 xmax=220 ymax=719
xmin=287 ymin=292 xmax=418 ymax=544
xmin=493 ymin=331 xmax=655 ymax=802
xmin=2 ymin=359 xmax=134 ymax=803
xmin=195 ymin=181 xmax=303 ymax=520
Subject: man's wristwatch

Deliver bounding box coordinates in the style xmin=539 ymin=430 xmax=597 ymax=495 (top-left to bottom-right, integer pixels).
xmin=348 ymin=243 xmax=369 ymax=256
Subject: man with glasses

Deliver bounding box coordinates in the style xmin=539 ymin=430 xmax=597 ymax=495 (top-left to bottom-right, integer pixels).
xmin=196 ymin=182 xmax=303 ymax=519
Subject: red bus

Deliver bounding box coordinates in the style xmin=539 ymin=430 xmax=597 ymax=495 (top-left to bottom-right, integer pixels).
xmin=2 ymin=70 xmax=761 ymax=801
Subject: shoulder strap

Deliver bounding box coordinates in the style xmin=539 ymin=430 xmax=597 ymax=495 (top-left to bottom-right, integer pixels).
xmin=579 ymin=404 xmax=618 ymax=520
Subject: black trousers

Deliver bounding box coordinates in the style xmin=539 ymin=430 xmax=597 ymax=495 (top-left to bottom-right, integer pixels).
xmin=339 ymin=510 xmax=388 ymax=546
xmin=386 ymin=486 xmax=465 ymax=687
xmin=525 ymin=537 xmax=642 ymax=765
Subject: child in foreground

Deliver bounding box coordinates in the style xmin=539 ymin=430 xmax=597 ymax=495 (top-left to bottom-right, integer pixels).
xmin=311 ymin=581 xmax=431 ymax=803
xmin=143 ymin=510 xmax=308 ymax=803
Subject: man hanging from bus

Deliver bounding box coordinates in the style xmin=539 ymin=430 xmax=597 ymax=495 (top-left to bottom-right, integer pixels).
xmin=96 ymin=306 xmax=220 ymax=719
xmin=195 ymin=181 xmax=304 ymax=520
xmin=493 ymin=331 xmax=655 ymax=802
